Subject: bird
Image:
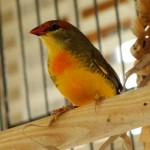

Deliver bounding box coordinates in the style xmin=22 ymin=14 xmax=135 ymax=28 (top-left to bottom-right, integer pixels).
xmin=30 ymin=20 xmax=123 ymax=107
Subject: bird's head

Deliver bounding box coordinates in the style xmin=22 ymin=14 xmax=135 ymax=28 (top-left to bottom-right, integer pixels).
xmin=30 ymin=20 xmax=80 ymax=51
xmin=30 ymin=20 xmax=94 ymax=54
xmin=30 ymin=20 xmax=73 ymax=36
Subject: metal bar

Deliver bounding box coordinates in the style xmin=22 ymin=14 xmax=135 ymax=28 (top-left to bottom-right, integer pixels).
xmin=134 ymin=0 xmax=139 ymax=16
xmin=0 ymin=91 xmax=3 ymax=130
xmin=0 ymin=2 xmax=3 ymax=131
xmin=113 ymin=0 xmax=125 ymax=83
xmin=89 ymin=143 xmax=94 ymax=150
xmin=54 ymin=0 xmax=59 ymax=20
xmin=93 ymin=0 xmax=102 ymax=51
xmin=35 ymin=0 xmax=49 ymax=115
xmin=16 ymin=0 xmax=32 ymax=120
xmin=114 ymin=0 xmax=135 ymax=150
xmin=110 ymin=143 xmax=114 ymax=150
xmin=0 ymin=97 xmax=3 ymax=131
xmin=0 ymin=1 xmax=10 ymax=128
xmin=73 ymin=0 xmax=80 ymax=29
xmin=129 ymin=131 xmax=135 ymax=150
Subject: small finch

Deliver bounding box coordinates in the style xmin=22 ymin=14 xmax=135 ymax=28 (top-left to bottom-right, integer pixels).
xmin=30 ymin=20 xmax=122 ymax=107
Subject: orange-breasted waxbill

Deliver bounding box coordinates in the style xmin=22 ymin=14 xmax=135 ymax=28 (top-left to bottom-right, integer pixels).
xmin=30 ymin=20 xmax=122 ymax=106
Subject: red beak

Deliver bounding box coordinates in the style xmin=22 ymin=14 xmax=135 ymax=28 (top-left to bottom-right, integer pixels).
xmin=30 ymin=26 xmax=46 ymax=36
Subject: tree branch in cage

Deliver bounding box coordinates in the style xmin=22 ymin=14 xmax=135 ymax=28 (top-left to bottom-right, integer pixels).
xmin=0 ymin=85 xmax=150 ymax=150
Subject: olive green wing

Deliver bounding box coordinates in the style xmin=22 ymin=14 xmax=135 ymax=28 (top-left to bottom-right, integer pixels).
xmin=92 ymin=49 xmax=123 ymax=93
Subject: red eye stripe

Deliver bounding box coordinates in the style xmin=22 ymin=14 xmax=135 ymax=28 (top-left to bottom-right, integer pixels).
xmin=57 ymin=21 xmax=72 ymax=29
xmin=30 ymin=20 xmax=73 ymax=36
xmin=43 ymin=20 xmax=72 ymax=30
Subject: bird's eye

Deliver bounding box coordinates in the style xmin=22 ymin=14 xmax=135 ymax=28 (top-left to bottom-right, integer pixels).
xmin=51 ymin=23 xmax=60 ymax=31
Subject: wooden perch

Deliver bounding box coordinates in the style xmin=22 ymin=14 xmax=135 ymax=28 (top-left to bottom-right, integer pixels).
xmin=1 ymin=85 xmax=150 ymax=150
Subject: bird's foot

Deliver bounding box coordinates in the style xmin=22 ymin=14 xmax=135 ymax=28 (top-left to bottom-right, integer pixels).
xmin=94 ymin=94 xmax=105 ymax=112
xmin=49 ymin=106 xmax=78 ymax=126
xmin=51 ymin=106 xmax=73 ymax=119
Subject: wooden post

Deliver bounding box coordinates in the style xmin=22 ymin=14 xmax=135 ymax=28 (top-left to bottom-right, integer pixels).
xmin=0 ymin=85 xmax=150 ymax=150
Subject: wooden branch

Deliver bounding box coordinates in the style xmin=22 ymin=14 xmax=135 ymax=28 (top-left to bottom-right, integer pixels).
xmin=1 ymin=85 xmax=150 ymax=150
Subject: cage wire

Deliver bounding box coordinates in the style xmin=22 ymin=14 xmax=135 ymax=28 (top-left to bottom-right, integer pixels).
xmin=0 ymin=0 xmax=143 ymax=150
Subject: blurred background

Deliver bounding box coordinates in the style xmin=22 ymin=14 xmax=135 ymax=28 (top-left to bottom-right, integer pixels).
xmin=0 ymin=0 xmax=143 ymax=149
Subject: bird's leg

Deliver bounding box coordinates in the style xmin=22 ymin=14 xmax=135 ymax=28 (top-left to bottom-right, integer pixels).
xmin=51 ymin=106 xmax=73 ymax=119
xmin=94 ymin=94 xmax=105 ymax=112
xmin=49 ymin=106 xmax=78 ymax=126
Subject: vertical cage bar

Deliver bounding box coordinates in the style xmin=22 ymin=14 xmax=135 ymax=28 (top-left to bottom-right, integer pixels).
xmin=134 ymin=0 xmax=139 ymax=16
xmin=129 ymin=131 xmax=135 ymax=150
xmin=35 ymin=0 xmax=49 ymax=115
xmin=73 ymin=0 xmax=80 ymax=29
xmin=113 ymin=0 xmax=125 ymax=82
xmin=89 ymin=143 xmax=94 ymax=150
xmin=113 ymin=0 xmax=135 ymax=150
xmin=54 ymin=0 xmax=60 ymax=20
xmin=0 ymin=2 xmax=10 ymax=128
xmin=16 ymin=0 xmax=32 ymax=120
xmin=110 ymin=143 xmax=114 ymax=150
xmin=93 ymin=0 xmax=102 ymax=51
xmin=0 ymin=96 xmax=3 ymax=130
xmin=0 ymin=2 xmax=3 ymax=131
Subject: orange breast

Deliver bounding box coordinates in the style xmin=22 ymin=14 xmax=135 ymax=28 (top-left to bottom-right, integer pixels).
xmin=50 ymin=51 xmax=76 ymax=75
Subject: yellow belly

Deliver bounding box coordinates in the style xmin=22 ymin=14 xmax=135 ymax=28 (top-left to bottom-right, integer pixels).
xmin=55 ymin=67 xmax=116 ymax=106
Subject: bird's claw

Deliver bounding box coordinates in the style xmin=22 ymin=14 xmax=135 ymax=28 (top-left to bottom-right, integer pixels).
xmin=94 ymin=94 xmax=105 ymax=112
xmin=51 ymin=106 xmax=72 ymax=119
xmin=49 ymin=106 xmax=78 ymax=126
